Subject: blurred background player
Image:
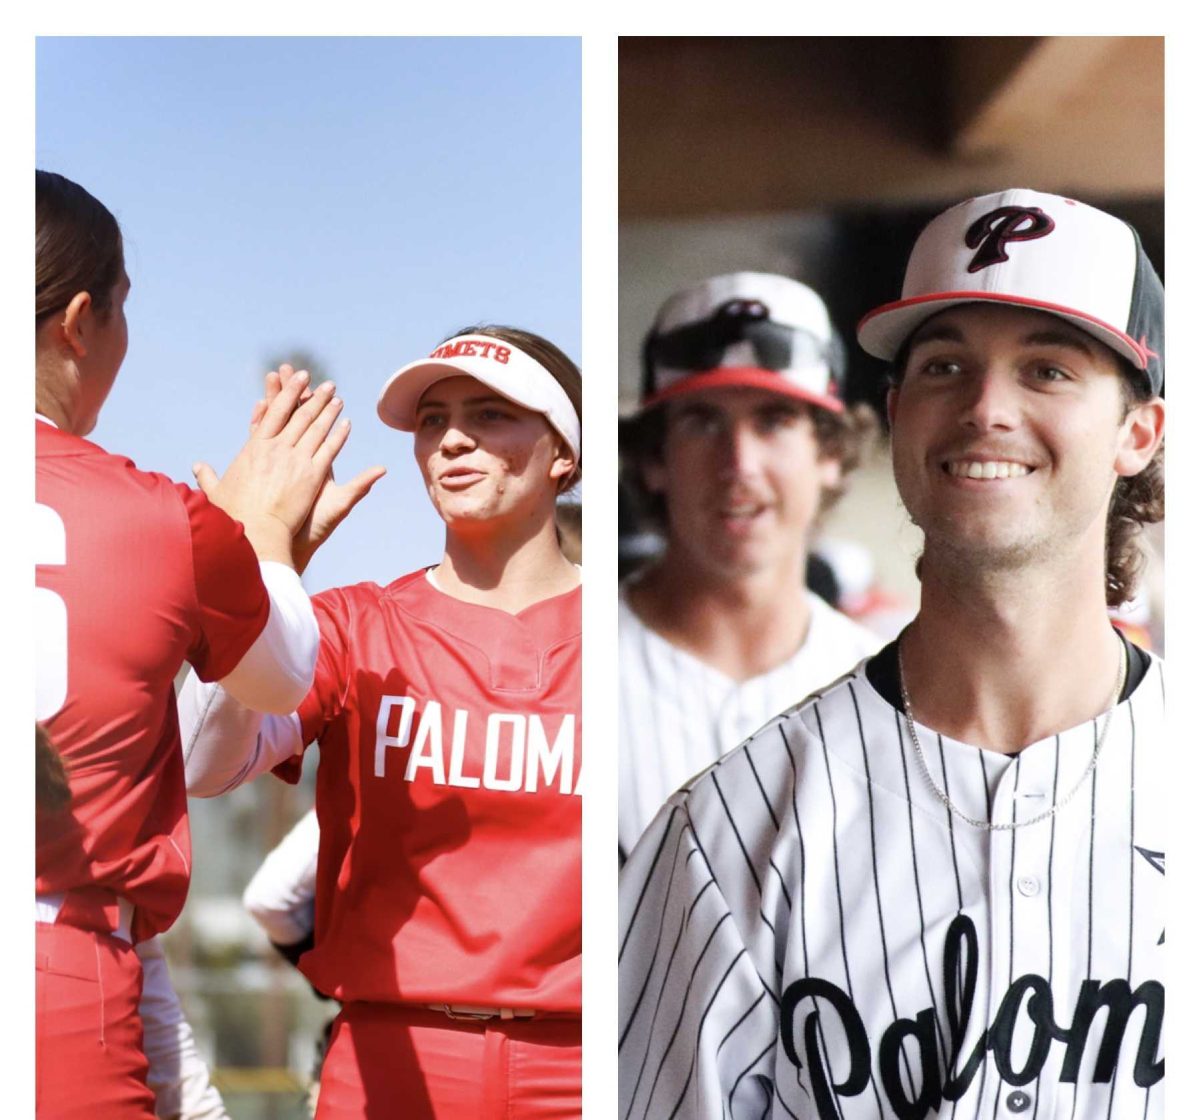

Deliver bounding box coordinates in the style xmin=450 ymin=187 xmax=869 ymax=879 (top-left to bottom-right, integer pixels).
xmin=178 ymin=326 xmax=583 ymax=1118
xmin=242 ymin=807 xmax=320 ymax=971
xmin=137 ymin=938 xmax=230 ymax=1120
xmin=240 ymin=809 xmax=329 ymax=1116
xmin=33 ymin=170 xmax=376 ymax=1118
xmin=139 ymin=806 xmax=327 ymax=1120
xmin=617 ymin=272 xmax=880 ymax=859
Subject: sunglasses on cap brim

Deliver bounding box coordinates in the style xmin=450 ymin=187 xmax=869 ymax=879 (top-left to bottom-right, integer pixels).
xmin=646 ymin=300 xmax=842 ymax=382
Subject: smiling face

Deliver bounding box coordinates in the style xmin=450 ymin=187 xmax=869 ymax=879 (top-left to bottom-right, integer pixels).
xmin=888 ymin=303 xmax=1161 ymax=578
xmin=413 ymin=375 xmax=576 ymax=530
xmin=644 ymin=386 xmax=840 ymax=582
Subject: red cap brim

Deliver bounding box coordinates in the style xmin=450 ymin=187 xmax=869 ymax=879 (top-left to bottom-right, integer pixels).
xmin=640 ymin=367 xmax=844 ymax=414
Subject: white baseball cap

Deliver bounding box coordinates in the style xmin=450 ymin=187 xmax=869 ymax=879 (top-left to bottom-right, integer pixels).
xmin=857 ymin=188 xmax=1164 ymax=395
xmin=377 ymin=332 xmax=581 ymax=458
xmin=640 ymin=271 xmax=846 ymax=413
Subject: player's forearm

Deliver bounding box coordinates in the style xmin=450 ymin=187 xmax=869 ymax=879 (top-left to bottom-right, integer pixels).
xmin=244 ymin=891 xmax=316 ymax=948
xmin=219 ymin=561 xmax=318 ymax=714
xmin=179 ymin=673 xmax=304 ymax=797
xmin=242 ymin=809 xmax=319 ymax=945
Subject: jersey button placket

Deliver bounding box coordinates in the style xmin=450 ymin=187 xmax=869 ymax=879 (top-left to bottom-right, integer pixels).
xmin=1005 ymin=1088 xmax=1032 ymax=1112
xmin=714 ymin=688 xmax=742 ymax=758
xmin=983 ymin=762 xmax=1021 ymax=1111
xmin=1004 ymin=746 xmax=1059 ymax=1113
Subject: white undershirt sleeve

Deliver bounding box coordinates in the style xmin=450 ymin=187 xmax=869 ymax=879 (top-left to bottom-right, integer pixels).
xmin=136 ymin=937 xmax=230 ymax=1120
xmin=218 ymin=561 xmax=318 ymax=716
xmin=242 ymin=809 xmax=320 ymax=946
xmin=179 ymin=674 xmax=305 ymax=797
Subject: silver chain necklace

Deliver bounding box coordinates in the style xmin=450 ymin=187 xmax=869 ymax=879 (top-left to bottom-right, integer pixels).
xmin=897 ymin=635 xmax=1128 ymax=831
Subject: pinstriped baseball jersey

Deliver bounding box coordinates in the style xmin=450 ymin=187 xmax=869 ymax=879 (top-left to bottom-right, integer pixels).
xmin=618 ymin=589 xmax=880 ymax=858
xmin=618 ymin=640 xmax=1164 ymax=1119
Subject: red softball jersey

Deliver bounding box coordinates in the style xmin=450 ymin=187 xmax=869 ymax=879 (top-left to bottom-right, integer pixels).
xmin=274 ymin=569 xmax=581 ymax=1013
xmin=35 ymin=420 xmax=270 ymax=941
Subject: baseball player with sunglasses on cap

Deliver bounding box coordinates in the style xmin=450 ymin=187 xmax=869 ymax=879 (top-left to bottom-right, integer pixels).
xmin=618 ymin=272 xmax=881 ymax=862
xmin=618 ymin=190 xmax=1165 ymax=1119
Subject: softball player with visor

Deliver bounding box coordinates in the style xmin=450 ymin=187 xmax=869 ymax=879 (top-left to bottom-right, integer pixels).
xmin=179 ymin=327 xmax=583 ymax=1118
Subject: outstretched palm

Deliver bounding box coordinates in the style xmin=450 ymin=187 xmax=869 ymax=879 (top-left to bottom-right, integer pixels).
xmin=250 ymin=364 xmax=386 ymax=574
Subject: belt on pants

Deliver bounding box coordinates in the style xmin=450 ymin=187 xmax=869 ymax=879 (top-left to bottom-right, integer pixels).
xmin=427 ymin=1003 xmax=538 ymax=1021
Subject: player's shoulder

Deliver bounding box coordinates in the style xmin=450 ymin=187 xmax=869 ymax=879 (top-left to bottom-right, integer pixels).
xmin=38 ymin=422 xmax=142 ymax=483
xmin=311 ymin=574 xmax=398 ymax=616
xmin=303 ymin=579 xmax=394 ymax=665
xmin=676 ymin=660 xmax=872 ymax=809
xmin=39 ymin=421 xmax=147 ymax=477
xmin=37 ymin=423 xmax=196 ymax=528
xmin=311 ymin=569 xmax=433 ymax=623
xmin=378 ymin=567 xmax=438 ymax=604
xmin=779 ymin=650 xmax=871 ymax=720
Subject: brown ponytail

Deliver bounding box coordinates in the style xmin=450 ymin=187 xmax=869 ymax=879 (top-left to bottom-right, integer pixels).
xmin=36 ymin=171 xmax=124 ymax=327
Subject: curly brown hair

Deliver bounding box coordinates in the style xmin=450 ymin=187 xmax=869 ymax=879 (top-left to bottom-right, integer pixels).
xmin=1106 ymin=373 xmax=1164 ymax=607
xmin=619 ymin=398 xmax=877 ymax=534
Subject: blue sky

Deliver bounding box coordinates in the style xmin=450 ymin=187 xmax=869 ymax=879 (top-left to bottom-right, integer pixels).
xmin=36 ymin=36 xmax=581 ymax=594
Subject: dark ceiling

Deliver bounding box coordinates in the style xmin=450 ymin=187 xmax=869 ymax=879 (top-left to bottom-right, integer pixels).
xmin=620 ymin=37 xmax=1164 ymax=219
xmin=619 ymin=37 xmax=1165 ymax=410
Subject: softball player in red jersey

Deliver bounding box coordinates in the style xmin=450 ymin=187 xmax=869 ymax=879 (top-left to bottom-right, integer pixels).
xmin=180 ymin=325 xmax=583 ymax=1119
xmin=34 ymin=171 xmax=361 ymax=1119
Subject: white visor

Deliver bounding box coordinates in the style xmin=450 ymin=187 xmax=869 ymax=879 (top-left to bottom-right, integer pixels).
xmin=377 ymin=333 xmax=581 ymax=459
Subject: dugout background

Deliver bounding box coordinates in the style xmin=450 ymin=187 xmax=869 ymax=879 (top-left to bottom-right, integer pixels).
xmin=617 ymin=36 xmax=1165 ymax=648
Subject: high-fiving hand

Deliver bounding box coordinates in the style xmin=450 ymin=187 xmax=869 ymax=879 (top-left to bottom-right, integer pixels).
xmin=192 ymin=368 xmax=382 ymax=571
xmin=244 ymin=364 xmax=387 ymax=574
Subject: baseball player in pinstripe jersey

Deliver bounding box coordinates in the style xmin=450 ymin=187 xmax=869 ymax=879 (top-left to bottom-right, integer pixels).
xmin=618 ymin=189 xmax=1165 ymax=1119
xmin=619 ymin=273 xmax=881 ymax=861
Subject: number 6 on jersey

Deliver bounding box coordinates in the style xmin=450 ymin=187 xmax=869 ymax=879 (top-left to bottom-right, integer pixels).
xmin=36 ymin=502 xmax=68 ymax=721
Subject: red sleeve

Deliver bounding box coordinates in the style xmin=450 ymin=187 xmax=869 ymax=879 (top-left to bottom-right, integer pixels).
xmin=179 ymin=485 xmax=271 ymax=681
xmin=272 ymin=588 xmax=352 ymax=784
